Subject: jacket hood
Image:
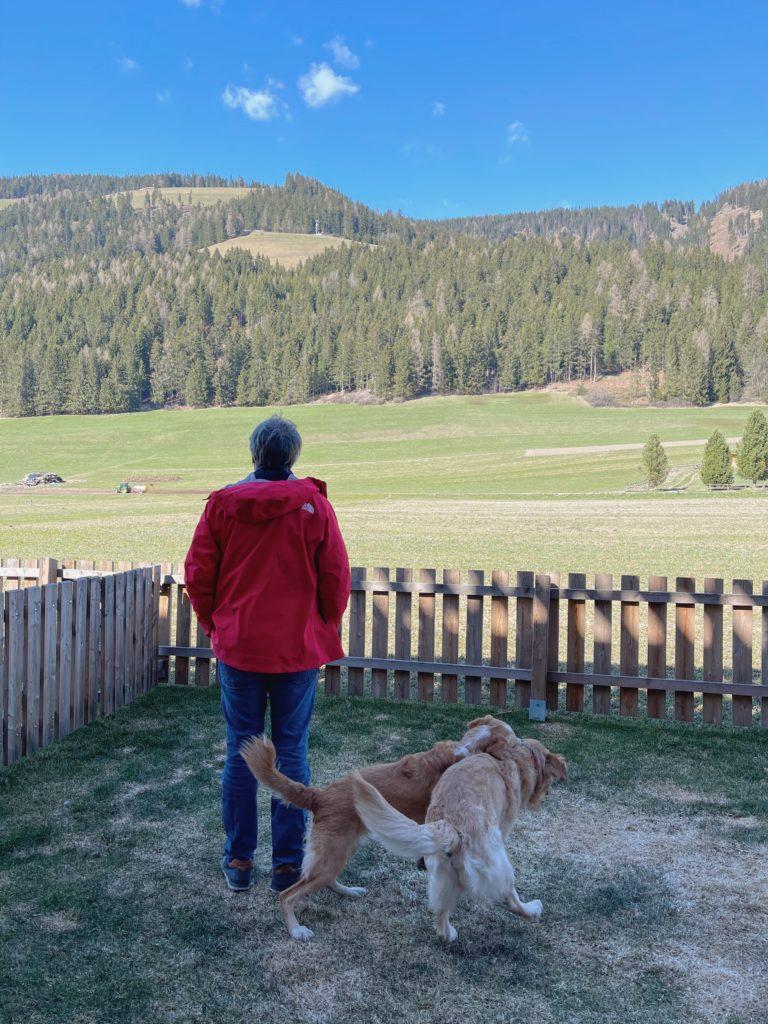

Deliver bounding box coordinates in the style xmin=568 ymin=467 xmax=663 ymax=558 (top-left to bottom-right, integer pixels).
xmin=213 ymin=476 xmax=327 ymax=524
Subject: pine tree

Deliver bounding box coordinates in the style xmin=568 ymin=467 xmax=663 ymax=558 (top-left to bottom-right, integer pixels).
xmin=711 ymin=335 xmax=742 ymax=403
xmin=737 ymin=409 xmax=768 ymax=483
xmin=185 ymin=361 xmax=211 ymax=407
xmin=641 ymin=434 xmax=668 ymax=488
xmin=700 ymin=430 xmax=733 ymax=487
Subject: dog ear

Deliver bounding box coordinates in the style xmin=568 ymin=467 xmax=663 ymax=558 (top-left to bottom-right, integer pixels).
xmin=545 ymin=752 xmax=568 ymax=783
xmin=465 ymin=715 xmax=494 ymax=731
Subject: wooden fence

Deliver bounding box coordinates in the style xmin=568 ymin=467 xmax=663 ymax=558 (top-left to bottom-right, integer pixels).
xmin=153 ymin=565 xmax=768 ymax=729
xmin=2 ymin=560 xmax=768 ymax=739
xmin=0 ymin=559 xmax=160 ymax=765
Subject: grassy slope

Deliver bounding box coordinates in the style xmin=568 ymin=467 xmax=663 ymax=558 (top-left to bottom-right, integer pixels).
xmin=1 ymin=686 xmax=765 ymax=1024
xmin=120 ymin=186 xmax=258 ymax=208
xmin=205 ymin=230 xmax=351 ymax=268
xmin=1 ymin=393 xmax=767 ymax=576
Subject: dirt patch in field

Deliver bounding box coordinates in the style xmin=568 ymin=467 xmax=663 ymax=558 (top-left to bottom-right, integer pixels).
xmin=525 ymin=437 xmax=740 ymax=458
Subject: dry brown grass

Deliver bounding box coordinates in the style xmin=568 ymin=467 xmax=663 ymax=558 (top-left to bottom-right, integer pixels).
xmin=2 ymin=687 xmax=766 ymax=1024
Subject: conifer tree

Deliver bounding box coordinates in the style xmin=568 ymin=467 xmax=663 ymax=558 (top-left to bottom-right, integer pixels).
xmin=737 ymin=409 xmax=768 ymax=483
xmin=641 ymin=434 xmax=668 ymax=488
xmin=700 ymin=430 xmax=733 ymax=487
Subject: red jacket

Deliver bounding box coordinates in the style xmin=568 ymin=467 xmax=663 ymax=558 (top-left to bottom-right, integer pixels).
xmin=184 ymin=477 xmax=350 ymax=673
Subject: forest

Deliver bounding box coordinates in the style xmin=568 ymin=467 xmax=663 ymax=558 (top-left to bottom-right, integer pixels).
xmin=1 ymin=172 xmax=767 ymax=416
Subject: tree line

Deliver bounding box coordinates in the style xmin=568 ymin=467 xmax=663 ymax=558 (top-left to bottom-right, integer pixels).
xmin=1 ymin=174 xmax=768 ymax=417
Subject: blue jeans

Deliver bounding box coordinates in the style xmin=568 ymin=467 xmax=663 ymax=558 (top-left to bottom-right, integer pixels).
xmin=218 ymin=662 xmax=317 ymax=869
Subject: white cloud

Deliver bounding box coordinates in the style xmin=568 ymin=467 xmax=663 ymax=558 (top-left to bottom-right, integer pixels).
xmin=180 ymin=0 xmax=222 ymax=10
xmin=298 ymin=63 xmax=359 ymax=108
xmin=222 ymin=83 xmax=284 ymax=121
xmin=432 ymin=101 xmax=445 ymax=117
xmin=290 ymin=34 xmax=304 ymax=47
xmin=402 ymin=141 xmax=441 ymax=159
xmin=324 ymin=35 xmax=359 ymax=70
xmin=119 ymin=56 xmax=139 ymax=73
xmin=506 ymin=120 xmax=529 ymax=145
xmin=156 ymin=89 xmax=172 ymax=104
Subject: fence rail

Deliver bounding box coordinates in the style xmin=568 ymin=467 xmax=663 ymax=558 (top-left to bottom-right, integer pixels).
xmin=2 ymin=559 xmax=767 ymax=738
xmin=1 ymin=559 xmax=160 ymax=765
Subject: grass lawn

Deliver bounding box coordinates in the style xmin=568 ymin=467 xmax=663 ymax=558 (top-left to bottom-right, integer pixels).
xmin=118 ymin=186 xmax=259 ymax=208
xmin=1 ymin=393 xmax=768 ymax=578
xmin=204 ymin=229 xmax=352 ymax=268
xmin=1 ymin=686 xmax=766 ymax=1024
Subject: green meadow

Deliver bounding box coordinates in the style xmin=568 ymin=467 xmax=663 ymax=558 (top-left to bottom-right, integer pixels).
xmin=1 ymin=392 xmax=767 ymax=579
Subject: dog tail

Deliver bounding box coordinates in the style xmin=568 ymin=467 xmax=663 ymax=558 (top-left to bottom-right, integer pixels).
xmin=352 ymin=774 xmax=460 ymax=860
xmin=240 ymin=736 xmax=319 ymax=813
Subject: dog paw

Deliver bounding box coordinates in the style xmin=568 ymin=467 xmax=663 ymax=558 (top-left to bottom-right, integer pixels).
xmin=290 ymin=925 xmax=315 ymax=942
xmin=345 ymin=885 xmax=367 ymax=897
xmin=439 ymin=925 xmax=458 ymax=943
xmin=525 ymin=900 xmax=543 ymax=920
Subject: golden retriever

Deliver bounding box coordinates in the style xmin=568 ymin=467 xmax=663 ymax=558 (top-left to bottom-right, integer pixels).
xmin=240 ymin=718 xmax=502 ymax=941
xmin=352 ymin=715 xmax=568 ymax=943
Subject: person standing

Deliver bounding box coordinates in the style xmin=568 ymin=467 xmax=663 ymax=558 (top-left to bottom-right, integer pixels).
xmin=184 ymin=416 xmax=350 ymax=893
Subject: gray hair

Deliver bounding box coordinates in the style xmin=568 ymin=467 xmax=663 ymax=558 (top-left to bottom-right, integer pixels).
xmin=249 ymin=415 xmax=302 ymax=471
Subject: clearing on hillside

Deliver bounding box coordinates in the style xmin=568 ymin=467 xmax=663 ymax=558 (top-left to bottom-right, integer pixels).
xmin=119 ymin=186 xmax=258 ymax=209
xmin=204 ymin=229 xmax=351 ymax=268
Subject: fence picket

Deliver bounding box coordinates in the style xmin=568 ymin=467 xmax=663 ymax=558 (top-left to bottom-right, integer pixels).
xmin=732 ymin=579 xmax=753 ymax=727
xmin=515 ymin=571 xmax=533 ymax=708
xmin=490 ymin=569 xmax=509 ymax=708
xmin=418 ymin=568 xmax=436 ymax=701
xmin=6 ymin=590 xmax=25 ymax=764
xmin=114 ymin=573 xmax=126 ymax=710
xmin=174 ymin=580 xmax=191 ymax=686
xmin=347 ymin=567 xmax=366 ymax=696
xmin=440 ymin=569 xmax=459 ymax=703
xmin=394 ymin=568 xmax=412 ymax=700
xmin=72 ymin=578 xmax=88 ymax=730
xmin=465 ymin=569 xmax=484 ymax=704
xmin=86 ymin=577 xmax=101 ymax=720
xmin=647 ymin=575 xmax=667 ymax=719
xmin=25 ymin=587 xmax=42 ymax=756
xmin=58 ymin=581 xmax=74 ymax=738
xmin=593 ymin=573 xmax=613 ymax=715
xmin=102 ymin=575 xmax=115 ymax=716
xmin=703 ymin=578 xmax=724 ymax=726
xmin=371 ymin=567 xmax=390 ymax=699
xmin=157 ymin=563 xmax=172 ymax=683
xmin=530 ymin=574 xmax=551 ymax=715
xmin=41 ymin=584 xmax=58 ymax=746
xmin=566 ymin=572 xmax=586 ymax=712
xmin=619 ymin=575 xmax=639 ymax=716
xmin=125 ymin=571 xmax=136 ymax=701
xmin=674 ymin=577 xmax=696 ymax=723
xmin=762 ymin=581 xmax=768 ymax=729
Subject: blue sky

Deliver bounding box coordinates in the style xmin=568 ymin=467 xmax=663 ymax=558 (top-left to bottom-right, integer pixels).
xmin=2 ymin=0 xmax=767 ymax=218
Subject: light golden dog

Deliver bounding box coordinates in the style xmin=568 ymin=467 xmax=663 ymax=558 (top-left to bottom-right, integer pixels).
xmin=352 ymin=715 xmax=568 ymax=943
xmin=240 ymin=719 xmax=502 ymax=941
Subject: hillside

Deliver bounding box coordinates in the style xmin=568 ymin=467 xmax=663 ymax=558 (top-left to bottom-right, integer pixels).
xmin=1 ymin=172 xmax=767 ymax=417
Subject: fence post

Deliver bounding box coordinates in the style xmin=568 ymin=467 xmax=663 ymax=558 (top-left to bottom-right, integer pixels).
xmin=39 ymin=558 xmax=58 ymax=586
xmin=529 ymin=573 xmax=551 ymax=722
xmin=515 ymin=571 xmax=534 ymax=708
xmin=762 ymin=581 xmax=768 ymax=729
xmin=347 ymin=567 xmax=366 ymax=696
xmin=157 ymin=563 xmax=171 ymax=682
